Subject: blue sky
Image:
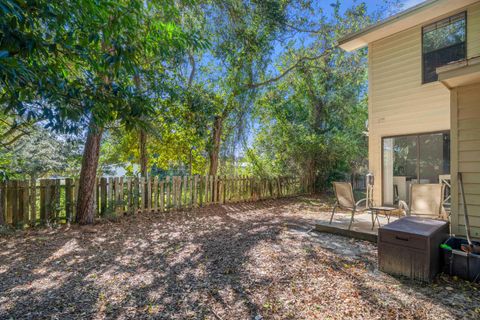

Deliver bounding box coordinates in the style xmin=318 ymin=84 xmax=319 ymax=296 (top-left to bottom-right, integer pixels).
xmin=330 ymin=0 xmax=425 ymax=14
xmin=242 ymin=0 xmax=428 ymax=153
xmin=364 ymin=0 xmax=425 ymax=10
xmin=339 ymin=0 xmax=425 ymax=13
xmin=271 ymin=0 xmax=427 ymax=60
xmin=402 ymin=0 xmax=427 ymax=9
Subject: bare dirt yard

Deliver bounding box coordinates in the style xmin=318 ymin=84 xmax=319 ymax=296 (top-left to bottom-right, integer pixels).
xmin=1 ymin=196 xmax=479 ymax=320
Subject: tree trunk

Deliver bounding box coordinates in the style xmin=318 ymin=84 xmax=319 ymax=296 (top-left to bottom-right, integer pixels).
xmin=208 ymin=116 xmax=223 ymax=176
xmin=139 ymin=129 xmax=148 ymax=178
xmin=0 ymin=181 xmax=4 ymax=226
xmin=76 ymin=124 xmax=103 ymax=225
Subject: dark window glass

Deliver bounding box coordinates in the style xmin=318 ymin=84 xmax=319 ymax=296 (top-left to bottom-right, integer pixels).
xmin=422 ymin=13 xmax=466 ymax=83
xmin=383 ymin=132 xmax=450 ymax=205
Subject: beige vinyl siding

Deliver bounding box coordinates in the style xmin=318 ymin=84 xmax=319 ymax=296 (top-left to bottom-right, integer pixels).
xmin=451 ymin=84 xmax=480 ymax=239
xmin=368 ymin=26 xmax=450 ymax=205
xmin=468 ymin=2 xmax=480 ymax=58
xmin=361 ymin=2 xmax=480 ymax=239
xmin=368 ymin=3 xmax=480 ymax=206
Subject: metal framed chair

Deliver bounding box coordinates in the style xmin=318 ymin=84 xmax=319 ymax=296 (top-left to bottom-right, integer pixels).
xmin=330 ymin=182 xmax=368 ymax=230
xmin=408 ymin=183 xmax=446 ymax=220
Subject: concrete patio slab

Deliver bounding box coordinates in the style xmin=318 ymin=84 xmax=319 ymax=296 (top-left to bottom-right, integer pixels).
xmin=314 ymin=212 xmax=400 ymax=243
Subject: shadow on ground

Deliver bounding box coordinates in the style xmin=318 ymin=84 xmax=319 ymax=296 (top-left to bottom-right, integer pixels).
xmin=0 ymin=195 xmax=478 ymax=319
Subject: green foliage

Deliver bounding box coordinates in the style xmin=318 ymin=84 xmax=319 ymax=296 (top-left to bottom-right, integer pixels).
xmin=0 ymin=0 xmax=206 ymax=133
xmin=1 ymin=0 xmax=401 ymax=189
xmin=2 ymin=126 xmax=82 ymax=179
xmin=246 ymin=2 xmax=371 ymax=188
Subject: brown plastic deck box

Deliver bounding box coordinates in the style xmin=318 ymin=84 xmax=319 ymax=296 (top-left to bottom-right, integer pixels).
xmin=378 ymin=216 xmax=449 ymax=282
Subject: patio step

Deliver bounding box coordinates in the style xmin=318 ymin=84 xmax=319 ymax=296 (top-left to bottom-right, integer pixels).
xmin=314 ymin=221 xmax=378 ymax=243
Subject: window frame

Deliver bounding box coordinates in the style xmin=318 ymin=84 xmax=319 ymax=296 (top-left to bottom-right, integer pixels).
xmin=421 ymin=12 xmax=467 ymax=84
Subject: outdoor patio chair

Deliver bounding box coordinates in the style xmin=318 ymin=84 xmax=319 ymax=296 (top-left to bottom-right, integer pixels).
xmin=330 ymin=182 xmax=368 ymax=230
xmin=408 ymin=183 xmax=447 ymax=220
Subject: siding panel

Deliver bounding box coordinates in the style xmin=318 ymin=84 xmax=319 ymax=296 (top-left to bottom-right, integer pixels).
xmin=454 ymin=83 xmax=480 ymax=239
xmin=468 ymin=3 xmax=480 ymax=58
xmin=368 ymin=3 xmax=480 ymax=228
xmin=369 ymin=25 xmax=450 ymax=205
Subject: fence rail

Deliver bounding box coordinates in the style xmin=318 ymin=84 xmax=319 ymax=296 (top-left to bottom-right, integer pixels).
xmin=0 ymin=175 xmax=314 ymax=228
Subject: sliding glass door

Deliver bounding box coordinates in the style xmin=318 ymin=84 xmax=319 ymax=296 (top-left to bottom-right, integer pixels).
xmin=382 ymin=132 xmax=450 ymax=205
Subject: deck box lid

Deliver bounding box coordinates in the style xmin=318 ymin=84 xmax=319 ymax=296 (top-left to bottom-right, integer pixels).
xmin=380 ymin=216 xmax=448 ymax=237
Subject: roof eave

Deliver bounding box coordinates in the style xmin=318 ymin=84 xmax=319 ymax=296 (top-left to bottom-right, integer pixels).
xmin=339 ymin=0 xmax=479 ymax=52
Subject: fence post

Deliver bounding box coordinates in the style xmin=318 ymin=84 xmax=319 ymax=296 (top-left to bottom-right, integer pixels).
xmin=147 ymin=177 xmax=152 ymax=211
xmin=112 ymin=178 xmax=119 ymax=215
xmin=178 ymin=176 xmax=182 ymax=209
xmin=7 ymin=181 xmax=16 ymax=226
xmin=46 ymin=180 xmax=52 ymax=224
xmin=106 ymin=177 xmax=113 ymax=214
xmin=190 ymin=176 xmax=194 ymax=208
xmin=183 ymin=176 xmax=188 ymax=209
xmin=171 ymin=177 xmax=176 ymax=210
xmin=171 ymin=176 xmax=177 ymax=210
xmin=250 ymin=177 xmax=255 ymax=201
xmin=211 ymin=176 xmax=215 ymax=204
xmin=53 ymin=179 xmax=60 ymax=222
xmin=159 ymin=178 xmax=165 ymax=212
xmin=65 ymin=178 xmax=73 ymax=223
xmin=204 ymin=176 xmax=208 ymax=205
xmin=269 ymin=179 xmax=273 ymax=199
xmin=153 ymin=176 xmax=158 ymax=212
xmin=133 ymin=177 xmax=139 ymax=214
xmin=242 ymin=175 xmax=246 ymax=202
xmin=29 ymin=178 xmax=37 ymax=226
xmin=242 ymin=175 xmax=246 ymax=201
xmin=118 ymin=177 xmax=124 ymax=214
xmin=172 ymin=176 xmax=177 ymax=210
xmin=200 ymin=175 xmax=206 ymax=207
xmin=23 ymin=180 xmax=29 ymax=226
xmin=165 ymin=176 xmax=171 ymax=210
xmin=233 ymin=175 xmax=237 ymax=202
xmin=12 ymin=181 xmax=20 ymax=227
xmin=193 ymin=175 xmax=198 ymax=207
xmin=178 ymin=176 xmax=183 ymax=209
xmin=126 ymin=178 xmax=132 ymax=215
xmin=15 ymin=181 xmax=24 ymax=227
xmin=38 ymin=180 xmax=45 ymax=225
xmin=215 ymin=175 xmax=219 ymax=204
xmin=223 ymin=176 xmax=227 ymax=204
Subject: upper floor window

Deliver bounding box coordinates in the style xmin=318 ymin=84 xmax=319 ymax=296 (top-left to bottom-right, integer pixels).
xmin=422 ymin=12 xmax=466 ymax=83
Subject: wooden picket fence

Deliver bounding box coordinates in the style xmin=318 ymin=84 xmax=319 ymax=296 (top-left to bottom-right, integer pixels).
xmin=0 ymin=175 xmax=314 ymax=228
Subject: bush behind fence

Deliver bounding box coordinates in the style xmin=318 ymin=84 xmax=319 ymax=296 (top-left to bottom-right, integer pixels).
xmin=0 ymin=175 xmax=314 ymax=228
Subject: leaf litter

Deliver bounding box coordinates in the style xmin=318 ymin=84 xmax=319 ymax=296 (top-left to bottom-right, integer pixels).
xmin=0 ymin=195 xmax=479 ymax=319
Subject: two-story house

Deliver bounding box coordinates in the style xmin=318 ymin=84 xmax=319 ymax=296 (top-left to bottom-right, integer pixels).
xmin=340 ymin=0 xmax=480 ymax=238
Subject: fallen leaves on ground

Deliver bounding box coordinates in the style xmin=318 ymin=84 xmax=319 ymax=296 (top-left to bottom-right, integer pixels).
xmin=0 ymin=195 xmax=479 ymax=319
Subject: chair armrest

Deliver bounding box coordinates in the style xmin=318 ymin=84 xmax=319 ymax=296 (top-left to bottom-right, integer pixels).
xmin=355 ymin=198 xmax=367 ymax=209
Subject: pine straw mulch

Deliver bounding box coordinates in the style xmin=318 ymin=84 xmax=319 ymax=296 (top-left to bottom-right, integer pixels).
xmin=0 ymin=195 xmax=479 ymax=320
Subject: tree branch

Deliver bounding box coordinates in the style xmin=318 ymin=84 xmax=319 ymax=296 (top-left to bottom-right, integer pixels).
xmin=243 ymin=47 xmax=335 ymax=89
xmin=283 ymin=22 xmax=323 ymax=34
xmin=0 ymin=132 xmax=28 ymax=148
xmin=188 ymin=53 xmax=196 ymax=87
xmin=0 ymin=118 xmax=35 ymax=139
